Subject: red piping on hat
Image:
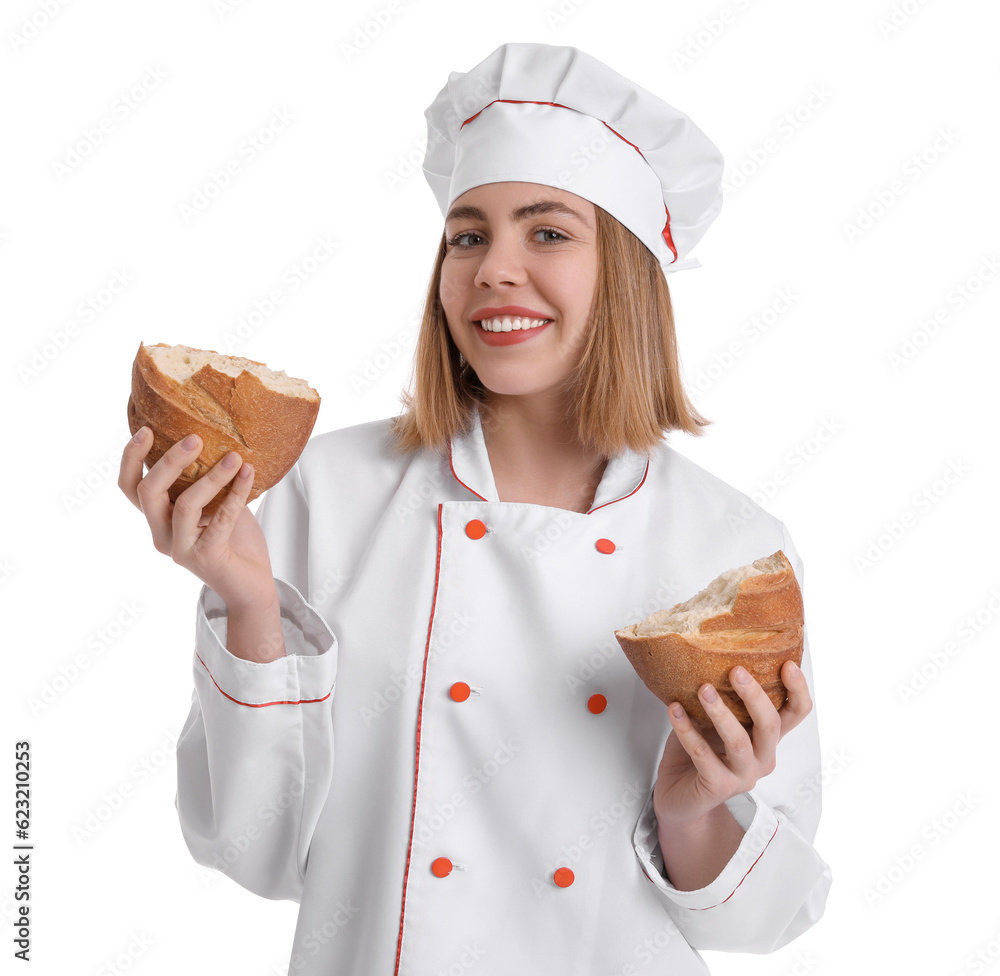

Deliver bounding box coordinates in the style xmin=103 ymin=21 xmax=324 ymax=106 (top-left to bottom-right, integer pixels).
xmin=460 ymin=99 xmax=575 ymax=128
xmin=461 ymin=99 xmax=679 ymax=265
xmin=597 ymin=119 xmax=677 ymax=263
xmin=660 ymin=206 xmax=677 ymax=263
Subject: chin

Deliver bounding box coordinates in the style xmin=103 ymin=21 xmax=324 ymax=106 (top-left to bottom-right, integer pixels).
xmin=473 ymin=370 xmax=554 ymax=398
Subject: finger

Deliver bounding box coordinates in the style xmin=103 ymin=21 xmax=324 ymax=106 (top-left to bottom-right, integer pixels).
xmin=172 ymin=451 xmax=245 ymax=553
xmin=136 ymin=434 xmax=203 ymax=552
xmin=777 ymin=660 xmax=813 ymax=738
xmin=118 ymin=427 xmax=154 ymax=509
xmin=190 ymin=462 xmax=255 ymax=553
xmin=697 ymin=682 xmax=756 ymax=774
xmin=730 ymin=666 xmax=782 ymax=763
xmin=667 ymin=702 xmax=728 ymax=784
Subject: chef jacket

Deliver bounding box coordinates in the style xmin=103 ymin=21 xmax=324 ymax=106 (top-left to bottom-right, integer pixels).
xmin=175 ymin=407 xmax=832 ymax=974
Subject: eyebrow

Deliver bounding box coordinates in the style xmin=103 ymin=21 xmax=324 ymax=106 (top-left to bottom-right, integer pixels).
xmin=444 ymin=199 xmax=594 ymax=231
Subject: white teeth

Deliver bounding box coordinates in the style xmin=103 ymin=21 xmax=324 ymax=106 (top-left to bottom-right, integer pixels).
xmin=477 ymin=316 xmax=551 ymax=333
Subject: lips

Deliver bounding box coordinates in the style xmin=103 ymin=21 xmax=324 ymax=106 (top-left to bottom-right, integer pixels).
xmin=477 ymin=315 xmax=551 ymax=333
xmin=472 ymin=305 xmax=551 ymax=321
xmin=475 ymin=320 xmax=552 ymax=346
xmin=471 ymin=305 xmax=554 ymax=346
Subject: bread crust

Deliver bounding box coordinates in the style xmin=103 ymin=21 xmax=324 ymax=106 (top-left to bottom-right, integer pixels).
xmin=614 ymin=551 xmax=804 ymax=728
xmin=127 ymin=342 xmax=320 ymax=516
xmin=700 ymin=555 xmax=803 ymax=632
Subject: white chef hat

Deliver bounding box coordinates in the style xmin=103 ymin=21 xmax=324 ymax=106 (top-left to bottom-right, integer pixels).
xmin=423 ymin=42 xmax=725 ymax=275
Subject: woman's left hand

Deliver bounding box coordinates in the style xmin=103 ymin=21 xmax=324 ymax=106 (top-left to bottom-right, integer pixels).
xmin=653 ymin=660 xmax=812 ymax=827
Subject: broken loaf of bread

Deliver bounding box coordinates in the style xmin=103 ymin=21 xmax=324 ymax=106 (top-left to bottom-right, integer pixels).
xmin=127 ymin=342 xmax=320 ymax=518
xmin=615 ymin=551 xmax=804 ymax=729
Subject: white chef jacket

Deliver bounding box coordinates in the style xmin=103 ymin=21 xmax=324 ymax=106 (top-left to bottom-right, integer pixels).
xmin=175 ymin=407 xmax=831 ymax=974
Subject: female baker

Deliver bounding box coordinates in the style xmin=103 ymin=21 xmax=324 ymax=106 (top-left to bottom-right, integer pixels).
xmin=119 ymin=42 xmax=830 ymax=974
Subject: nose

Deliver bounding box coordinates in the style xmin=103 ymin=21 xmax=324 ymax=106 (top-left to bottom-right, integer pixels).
xmin=473 ymin=230 xmax=526 ymax=288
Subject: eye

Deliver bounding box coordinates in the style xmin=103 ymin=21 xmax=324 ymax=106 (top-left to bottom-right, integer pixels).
xmin=446 ymin=231 xmax=485 ymax=249
xmin=445 ymin=226 xmax=570 ymax=249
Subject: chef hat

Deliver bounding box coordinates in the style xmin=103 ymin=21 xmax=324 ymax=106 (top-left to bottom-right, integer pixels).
xmin=423 ymin=42 xmax=725 ymax=275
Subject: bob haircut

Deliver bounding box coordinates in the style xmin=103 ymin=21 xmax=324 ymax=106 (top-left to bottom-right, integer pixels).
xmin=389 ymin=203 xmax=711 ymax=458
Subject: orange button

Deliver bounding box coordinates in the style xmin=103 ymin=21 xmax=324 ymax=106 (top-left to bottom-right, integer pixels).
xmin=466 ymin=519 xmax=487 ymax=540
xmin=431 ymin=857 xmax=453 ymax=878
xmin=595 ymin=538 xmax=616 ymax=554
xmin=587 ymin=694 xmax=607 ymax=714
xmin=553 ymin=867 xmax=575 ymax=888
xmin=450 ymin=681 xmax=471 ymax=702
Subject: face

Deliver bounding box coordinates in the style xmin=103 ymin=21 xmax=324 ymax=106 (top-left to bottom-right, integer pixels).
xmin=439 ymin=181 xmax=598 ymax=403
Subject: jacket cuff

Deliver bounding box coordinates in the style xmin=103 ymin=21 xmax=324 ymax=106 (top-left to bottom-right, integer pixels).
xmin=195 ymin=577 xmax=337 ymax=707
xmin=632 ymin=788 xmax=775 ymax=909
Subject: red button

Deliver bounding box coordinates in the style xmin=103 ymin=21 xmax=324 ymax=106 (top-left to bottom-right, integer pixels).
xmin=587 ymin=694 xmax=607 ymax=714
xmin=431 ymin=857 xmax=453 ymax=878
xmin=553 ymin=867 xmax=575 ymax=888
xmin=466 ymin=519 xmax=487 ymax=540
xmin=450 ymin=681 xmax=471 ymax=702
xmin=595 ymin=538 xmax=616 ymax=554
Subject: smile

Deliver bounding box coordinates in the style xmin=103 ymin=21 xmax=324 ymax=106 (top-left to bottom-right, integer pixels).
xmin=476 ymin=316 xmax=553 ymax=333
xmin=473 ymin=317 xmax=553 ymax=347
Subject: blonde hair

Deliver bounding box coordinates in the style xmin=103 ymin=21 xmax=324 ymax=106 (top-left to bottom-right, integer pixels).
xmin=389 ymin=204 xmax=711 ymax=457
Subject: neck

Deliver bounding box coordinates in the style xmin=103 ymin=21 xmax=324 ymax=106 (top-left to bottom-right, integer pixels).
xmin=479 ymin=394 xmax=609 ymax=508
xmin=480 ymin=392 xmax=580 ymax=451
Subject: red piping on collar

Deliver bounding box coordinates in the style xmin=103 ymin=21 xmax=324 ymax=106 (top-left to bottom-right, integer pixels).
xmin=461 ymin=99 xmax=678 ymax=265
xmin=449 ymin=436 xmax=650 ymax=512
xmin=587 ymin=458 xmax=650 ymax=514
xmin=448 ymin=444 xmax=488 ymax=501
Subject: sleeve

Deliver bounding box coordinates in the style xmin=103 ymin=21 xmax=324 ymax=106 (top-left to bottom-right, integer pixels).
xmin=174 ymin=461 xmax=339 ymax=903
xmin=630 ymin=523 xmax=832 ymax=951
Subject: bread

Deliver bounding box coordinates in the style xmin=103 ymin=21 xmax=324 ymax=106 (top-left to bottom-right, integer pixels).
xmin=127 ymin=342 xmax=320 ymax=517
xmin=614 ymin=551 xmax=803 ymax=729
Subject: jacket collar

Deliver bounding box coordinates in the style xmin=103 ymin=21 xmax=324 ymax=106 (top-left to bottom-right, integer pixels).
xmin=448 ymin=406 xmax=650 ymax=513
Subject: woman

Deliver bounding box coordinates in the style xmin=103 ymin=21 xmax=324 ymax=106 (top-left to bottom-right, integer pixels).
xmin=120 ymin=42 xmax=830 ymax=974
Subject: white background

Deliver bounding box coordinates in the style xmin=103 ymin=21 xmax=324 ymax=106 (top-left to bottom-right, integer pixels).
xmin=3 ymin=0 xmax=999 ymax=973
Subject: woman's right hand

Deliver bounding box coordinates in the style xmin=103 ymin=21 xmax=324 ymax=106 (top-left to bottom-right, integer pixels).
xmin=118 ymin=427 xmax=278 ymax=612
